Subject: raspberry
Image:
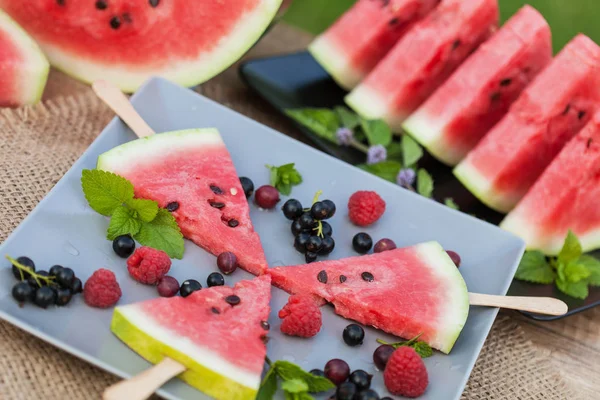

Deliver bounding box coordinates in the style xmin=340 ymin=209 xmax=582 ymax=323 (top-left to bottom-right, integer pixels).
xmin=83 ymin=268 xmax=122 ymax=308
xmin=278 ymin=295 xmax=322 ymax=338
xmin=383 ymin=347 xmax=428 ymax=398
xmin=127 ymin=246 xmax=171 ymax=285
xmin=348 ymin=191 xmax=386 ymax=227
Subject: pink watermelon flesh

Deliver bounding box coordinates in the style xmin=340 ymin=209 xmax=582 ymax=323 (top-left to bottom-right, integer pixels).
xmin=345 ymin=0 xmax=499 ymax=131
xmin=268 ymin=242 xmax=469 ymax=353
xmin=309 ymin=0 xmax=440 ymax=90
xmin=454 ymin=34 xmax=600 ymax=213
xmin=97 ymin=129 xmax=268 ymax=275
xmin=403 ymin=5 xmax=552 ymax=165
xmin=112 ymin=275 xmax=271 ymax=399
xmin=501 ymin=112 xmax=600 ymax=254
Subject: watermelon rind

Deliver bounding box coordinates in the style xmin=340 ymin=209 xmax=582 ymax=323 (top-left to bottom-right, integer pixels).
xmin=345 ymin=85 xmax=404 ymax=132
xmin=111 ymin=306 xmax=259 ymax=400
xmin=38 ymin=0 xmax=282 ymax=93
xmin=0 ymin=10 xmax=49 ymax=106
xmin=308 ymin=35 xmax=364 ymax=90
xmin=402 ymin=112 xmax=462 ymax=166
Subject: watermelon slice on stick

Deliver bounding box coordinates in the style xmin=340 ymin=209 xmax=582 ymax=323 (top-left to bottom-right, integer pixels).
xmin=309 ymin=0 xmax=440 ymax=90
xmin=403 ymin=5 xmax=552 ymax=166
xmin=501 ymin=112 xmax=600 ymax=254
xmin=345 ymin=0 xmax=499 ymax=131
xmin=454 ymin=34 xmax=600 ymax=213
xmin=0 ymin=0 xmax=282 ymax=92
xmin=0 ymin=9 xmax=49 ymax=107
xmin=108 ymin=275 xmax=272 ymax=400
xmin=94 ymin=81 xmax=268 ymax=275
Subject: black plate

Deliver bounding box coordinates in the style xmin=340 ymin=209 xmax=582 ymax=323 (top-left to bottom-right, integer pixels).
xmin=239 ymin=51 xmax=600 ymax=320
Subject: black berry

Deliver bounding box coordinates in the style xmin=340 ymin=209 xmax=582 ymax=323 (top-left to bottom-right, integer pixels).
xmin=352 ymin=233 xmax=373 ymax=254
xmin=373 ymin=345 xmax=395 ymax=370
xmin=49 ymin=265 xmax=64 ymax=277
xmin=324 ymin=359 xmax=350 ymax=385
xmin=349 ymin=370 xmax=372 ymax=391
xmin=207 ymin=272 xmax=225 ymax=287
xmin=55 ymin=288 xmax=73 ymax=306
xmin=28 ymin=271 xmax=49 ymax=288
xmin=298 ymin=213 xmax=316 ymax=229
xmin=254 ymin=185 xmax=280 ymax=209
xmin=310 ymin=201 xmax=329 ymax=220
xmin=55 ymin=268 xmax=75 ymax=288
xmin=305 ymin=236 xmax=323 ymax=253
xmin=282 ymin=199 xmax=304 ymax=220
xmin=343 ymin=324 xmax=365 ymax=346
xmin=11 ymin=256 xmax=35 ymax=280
xmin=239 ymin=177 xmax=255 ymax=198
xmin=294 ymin=233 xmax=311 ymax=254
xmin=322 ymin=199 xmax=336 ymax=219
xmin=70 ymin=277 xmax=83 ymax=294
xmin=336 ymin=382 xmax=357 ymax=400
xmin=319 ymin=237 xmax=335 ymax=255
xmin=373 ymin=238 xmax=396 ymax=253
xmin=113 ymin=235 xmax=136 ymax=258
xmin=310 ymin=369 xmax=325 ymax=377
xmin=305 ymin=252 xmax=318 ymax=263
xmin=180 ymin=279 xmax=202 ymax=297
xmin=353 ymin=389 xmax=380 ymax=400
xmin=34 ymin=286 xmax=56 ymax=308
xmin=217 ymin=252 xmax=238 ymax=275
xmin=321 ymin=221 xmax=333 ymax=237
xmin=157 ymin=276 xmax=179 ymax=297
xmin=291 ymin=219 xmax=309 ymax=236
xmin=12 ymin=282 xmax=34 ymax=303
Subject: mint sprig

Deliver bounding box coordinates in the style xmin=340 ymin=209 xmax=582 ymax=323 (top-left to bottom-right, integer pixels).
xmin=515 ymin=230 xmax=600 ymax=299
xmin=81 ymin=169 xmax=184 ymax=259
xmin=266 ymin=163 xmax=303 ymax=196
xmin=377 ymin=333 xmax=434 ymax=358
xmin=257 ymin=360 xmax=335 ymax=400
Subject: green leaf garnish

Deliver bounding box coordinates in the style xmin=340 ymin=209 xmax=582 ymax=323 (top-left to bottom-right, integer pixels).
xmin=579 ymin=255 xmax=600 ymax=286
xmin=377 ymin=334 xmax=433 ymax=358
xmin=444 ymin=198 xmax=460 ymax=210
xmin=357 ymin=161 xmax=402 ymax=183
xmin=334 ymin=106 xmax=361 ymax=130
xmin=416 ymin=169 xmax=434 ymax=198
xmin=266 ymin=163 xmax=303 ymax=196
xmin=515 ymin=251 xmax=555 ymax=284
xmin=258 ymin=360 xmax=335 ymax=400
xmin=136 ymin=209 xmax=185 ymax=259
xmin=106 ymin=207 xmax=142 ymax=240
xmin=285 ymin=108 xmax=338 ymax=144
xmin=360 ymin=119 xmax=392 ymax=147
xmin=81 ymin=169 xmax=134 ymax=216
xmin=401 ymin=135 xmax=424 ymax=168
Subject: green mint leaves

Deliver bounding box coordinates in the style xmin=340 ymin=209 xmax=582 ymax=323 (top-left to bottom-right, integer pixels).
xmin=401 ymin=135 xmax=423 ymax=169
xmin=285 ymin=108 xmax=340 ymax=144
xmin=266 ymin=163 xmax=303 ymax=195
xmin=377 ymin=334 xmax=433 ymax=358
xmin=515 ymin=230 xmax=600 ymax=299
xmin=361 ymin=119 xmax=392 ymax=147
xmin=416 ymin=169 xmax=434 ymax=198
xmin=257 ymin=360 xmax=335 ymax=400
xmin=81 ymin=169 xmax=184 ymax=259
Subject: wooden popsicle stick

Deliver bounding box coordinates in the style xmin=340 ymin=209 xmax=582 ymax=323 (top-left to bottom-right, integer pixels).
xmin=92 ymin=80 xmax=155 ymax=138
xmin=103 ymin=357 xmax=186 ymax=400
xmin=469 ymin=292 xmax=568 ymax=316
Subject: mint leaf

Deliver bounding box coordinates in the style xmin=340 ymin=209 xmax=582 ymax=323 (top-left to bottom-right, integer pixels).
xmin=401 ymin=135 xmax=424 ymax=168
xmin=81 ymin=169 xmax=133 ymax=216
xmin=558 ymin=230 xmax=582 ymax=265
xmin=444 ymin=198 xmax=459 ymax=210
xmin=556 ymin=278 xmax=588 ymax=299
xmin=579 ymin=255 xmax=600 ymax=286
xmin=274 ymin=361 xmax=334 ymax=393
xmin=135 ymin=209 xmax=184 ymax=259
xmin=334 ymin=106 xmax=360 ymax=130
xmin=358 ymin=161 xmax=402 ymax=182
xmin=281 ymin=379 xmax=309 ymax=394
xmin=106 ymin=207 xmax=141 ymax=240
xmin=515 ymin=251 xmax=555 ymax=284
xmin=564 ymin=261 xmax=591 ymax=283
xmin=413 ymin=341 xmax=433 ymax=358
xmin=127 ymin=198 xmax=159 ymax=222
xmin=267 ymin=163 xmax=303 ymax=196
xmin=416 ymin=169 xmax=434 ymax=198
xmin=360 ymin=119 xmax=392 ymax=147
xmin=385 ymin=141 xmax=403 ymax=161
xmin=285 ymin=109 xmax=338 ymax=143
xmin=257 ymin=367 xmax=278 ymax=400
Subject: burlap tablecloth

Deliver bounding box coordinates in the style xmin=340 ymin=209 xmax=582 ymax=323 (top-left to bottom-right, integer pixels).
xmin=0 ymin=24 xmax=576 ymax=400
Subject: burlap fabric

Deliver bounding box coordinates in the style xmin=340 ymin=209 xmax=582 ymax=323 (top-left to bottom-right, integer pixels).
xmin=0 ymin=24 xmax=575 ymax=399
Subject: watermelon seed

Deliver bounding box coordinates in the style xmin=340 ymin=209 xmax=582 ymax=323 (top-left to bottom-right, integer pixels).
xmin=587 ymin=138 xmax=593 ymax=149
xmin=500 ymin=78 xmax=512 ymax=87
xmin=95 ymin=0 xmax=107 ymax=10
xmin=562 ymin=104 xmax=571 ymax=115
xmin=317 ymin=270 xmax=328 ymax=284
xmin=340 ymin=275 xmax=347 ymax=283
xmin=578 ymin=111 xmax=586 ymax=120
xmin=149 ymin=0 xmax=160 ymax=7
xmin=166 ymin=202 xmax=179 ymax=212
xmin=361 ymin=272 xmax=374 ymax=282
xmin=452 ymin=40 xmax=461 ymax=50
xmin=209 ymin=201 xmax=226 ymax=209
xmin=260 ymin=321 xmax=270 ymax=330
xmin=489 ymin=92 xmax=501 ymax=102
xmin=122 ymin=13 xmax=132 ymax=23
xmin=211 ymin=307 xmax=220 ymax=314
xmin=210 ymin=185 xmax=224 ymax=195
xmin=110 ymin=16 xmax=121 ymax=29
xmin=388 ymin=18 xmax=400 ymax=26
xmin=56 ymin=0 xmax=65 ymax=6
xmin=228 ymin=219 xmax=239 ymax=228
xmin=225 ymin=295 xmax=241 ymax=306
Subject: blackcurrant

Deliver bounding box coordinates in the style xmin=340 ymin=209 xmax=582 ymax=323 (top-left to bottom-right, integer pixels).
xmin=298 ymin=212 xmax=316 ymax=230
xmin=28 ymin=270 xmax=50 ymax=288
xmin=353 ymin=389 xmax=380 ymax=400
xmin=49 ymin=265 xmax=64 ymax=277
xmin=55 ymin=267 xmax=75 ymax=288
xmin=11 ymin=256 xmax=35 ymax=281
xmin=305 ymin=236 xmax=323 ymax=253
xmin=321 ymin=199 xmax=336 ymax=219
xmin=113 ymin=235 xmax=136 ymax=258
xmin=217 ymin=252 xmax=238 ymax=275
xmin=291 ymin=219 xmax=308 ymax=236
xmin=352 ymin=233 xmax=373 ymax=254
xmin=55 ymin=288 xmax=73 ymax=306
xmin=180 ymin=279 xmax=202 ymax=297
xmin=12 ymin=282 xmax=35 ymax=303
xmin=321 ymin=221 xmax=333 ymax=237
xmin=373 ymin=345 xmax=395 ymax=370
xmin=282 ymin=199 xmax=304 ymax=220
xmin=34 ymin=286 xmax=56 ymax=309
xmin=336 ymin=382 xmax=357 ymax=400
xmin=309 ymin=369 xmax=325 ymax=377
xmin=310 ymin=201 xmax=329 ymax=220
xmin=239 ymin=177 xmax=254 ymax=198
xmin=70 ymin=277 xmax=83 ymax=294
xmin=294 ymin=233 xmax=311 ymax=254
xmin=305 ymin=252 xmax=318 ymax=263
xmin=324 ymin=359 xmax=350 ymax=385
xmin=343 ymin=324 xmax=365 ymax=346
xmin=349 ymin=370 xmax=372 ymax=391
xmin=319 ymin=237 xmax=335 ymax=255
xmin=207 ymin=272 xmax=225 ymax=287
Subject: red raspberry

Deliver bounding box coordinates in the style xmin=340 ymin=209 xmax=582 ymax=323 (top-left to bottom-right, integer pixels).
xmin=127 ymin=247 xmax=171 ymax=285
xmin=348 ymin=191 xmax=386 ymax=227
xmin=278 ymin=295 xmax=322 ymax=338
xmin=83 ymin=268 xmax=122 ymax=308
xmin=384 ymin=347 xmax=428 ymax=398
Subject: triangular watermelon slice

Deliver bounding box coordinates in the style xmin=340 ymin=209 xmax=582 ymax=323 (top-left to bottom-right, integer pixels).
xmin=111 ymin=275 xmax=271 ymax=400
xmin=98 ymin=129 xmax=268 ymax=275
xmin=501 ymin=112 xmax=600 ymax=254
xmin=269 ymin=241 xmax=469 ymax=353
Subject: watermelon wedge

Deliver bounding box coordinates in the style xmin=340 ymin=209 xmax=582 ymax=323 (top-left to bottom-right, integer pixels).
xmin=309 ymin=0 xmax=440 ymax=90
xmin=403 ymin=5 xmax=552 ymax=166
xmin=0 ymin=9 xmax=49 ymax=107
xmin=454 ymin=34 xmax=600 ymax=213
xmin=111 ymin=275 xmax=271 ymax=400
xmin=0 ymin=0 xmax=282 ymax=92
xmin=500 ymin=113 xmax=600 ymax=254
xmin=269 ymin=241 xmax=469 ymax=353
xmin=345 ymin=0 xmax=499 ymax=131
xmin=97 ymin=129 xmax=268 ymax=275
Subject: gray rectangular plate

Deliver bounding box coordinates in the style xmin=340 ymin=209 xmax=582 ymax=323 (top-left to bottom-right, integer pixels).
xmin=0 ymin=78 xmax=525 ymax=400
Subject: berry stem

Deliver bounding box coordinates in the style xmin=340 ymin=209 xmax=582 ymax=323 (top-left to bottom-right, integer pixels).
xmin=265 ymin=356 xmax=273 ymax=366
xmin=5 ymin=255 xmax=55 ymax=285
xmin=313 ymin=221 xmax=324 ymax=238
xmin=377 ymin=333 xmax=423 ymax=349
xmin=311 ymin=190 xmax=323 ymax=205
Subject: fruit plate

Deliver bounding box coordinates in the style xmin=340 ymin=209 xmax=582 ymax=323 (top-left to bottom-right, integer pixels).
xmin=239 ymin=51 xmax=600 ymax=321
xmin=0 ymin=77 xmax=525 ymax=400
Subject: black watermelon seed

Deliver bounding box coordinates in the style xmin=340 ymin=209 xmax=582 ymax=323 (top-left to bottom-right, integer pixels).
xmin=587 ymin=138 xmax=593 ymax=149
xmin=361 ymin=272 xmax=374 ymax=282
xmin=166 ymin=202 xmax=179 ymax=212
xmin=149 ymin=0 xmax=160 ymax=7
xmin=211 ymin=307 xmax=220 ymax=314
xmin=210 ymin=201 xmax=226 ymax=209
xmin=210 ymin=185 xmax=224 ymax=195
xmin=95 ymin=0 xmax=107 ymax=10
xmin=110 ymin=16 xmax=121 ymax=29
xmin=225 ymin=295 xmax=241 ymax=305
xmin=317 ymin=270 xmax=328 ymax=284
xmin=490 ymin=92 xmax=501 ymax=102
xmin=578 ymin=110 xmax=586 ymax=120
xmin=56 ymin=0 xmax=65 ymax=5
xmin=228 ymin=219 xmax=239 ymax=228
xmin=122 ymin=13 xmax=132 ymax=23
xmin=340 ymin=275 xmax=347 ymax=283
xmin=262 ymin=336 xmax=270 ymax=344
xmin=500 ymin=78 xmax=512 ymax=87
xmin=562 ymin=104 xmax=571 ymax=115
xmin=452 ymin=40 xmax=461 ymax=50
xmin=389 ymin=17 xmax=399 ymax=26
xmin=260 ymin=320 xmax=270 ymax=330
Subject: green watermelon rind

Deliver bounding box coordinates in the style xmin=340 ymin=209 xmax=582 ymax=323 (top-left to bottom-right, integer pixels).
xmin=111 ymin=307 xmax=258 ymax=400
xmin=0 ymin=9 xmax=49 ymax=105
xmin=308 ymin=35 xmax=364 ymax=90
xmin=38 ymin=0 xmax=282 ymax=93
